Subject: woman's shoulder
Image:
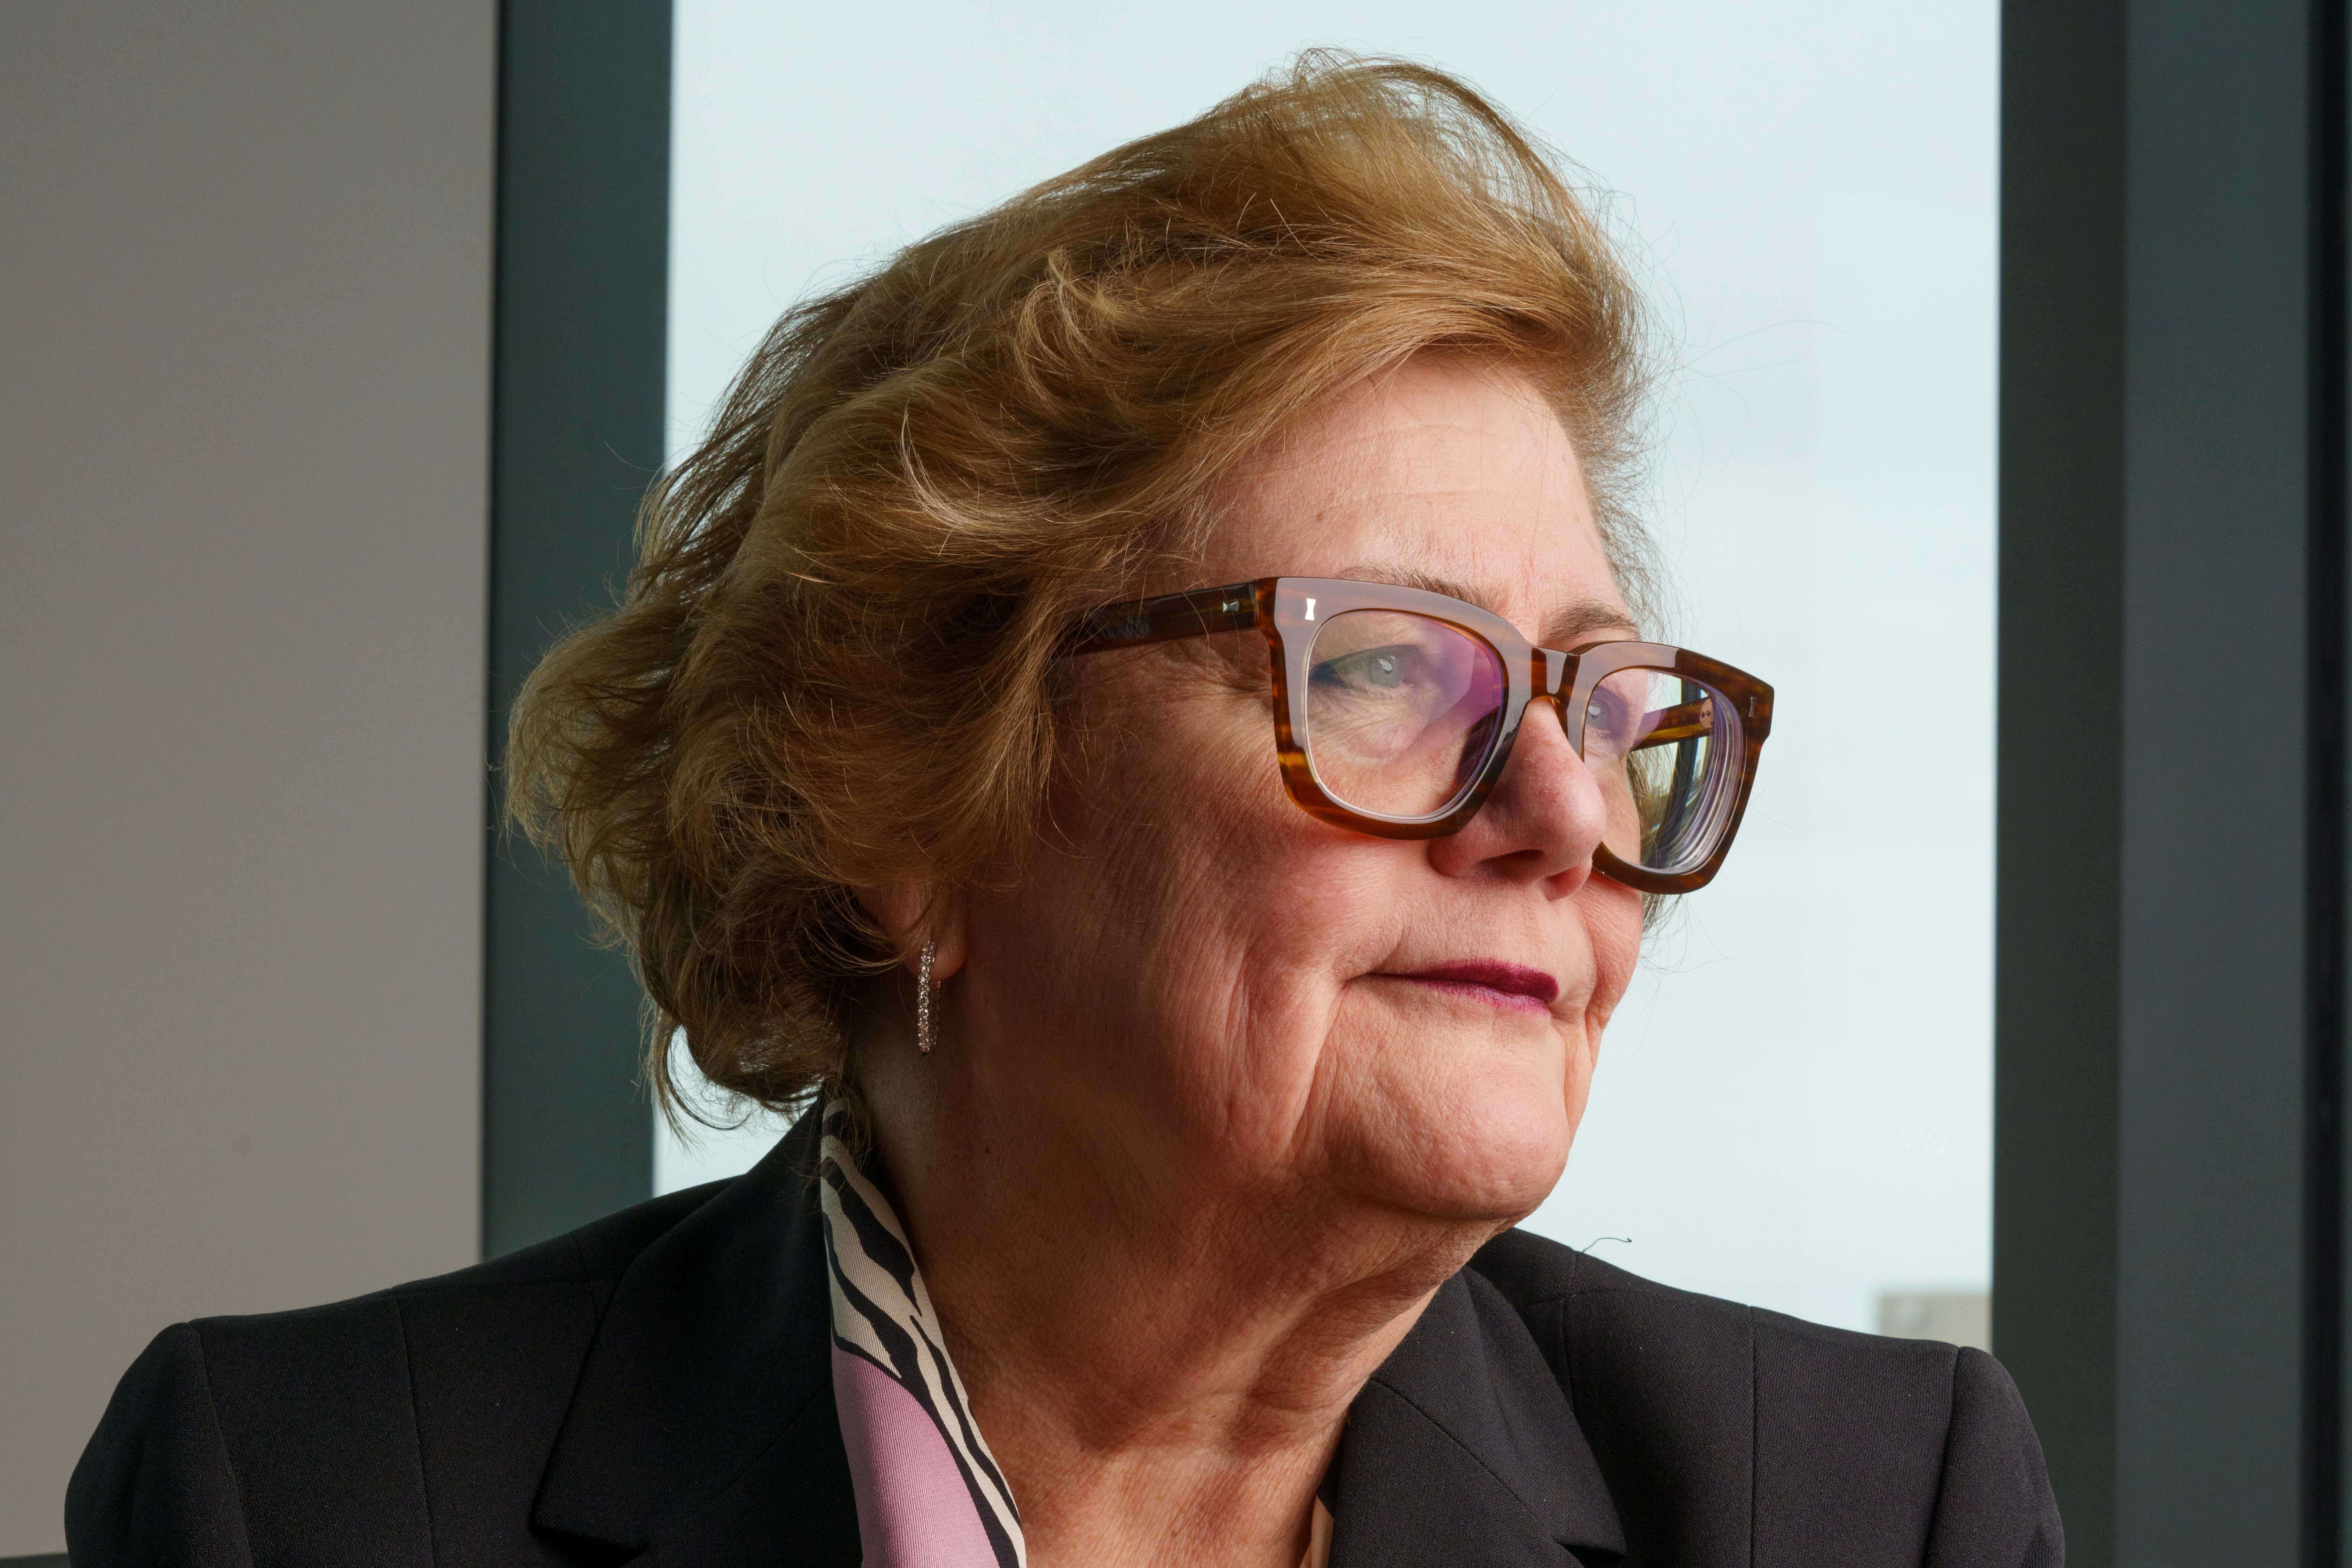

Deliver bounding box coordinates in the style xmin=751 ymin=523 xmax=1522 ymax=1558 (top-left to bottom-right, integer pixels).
xmin=66 ymin=1181 xmax=732 ymax=1568
xmin=1473 ymin=1223 xmax=1996 ymax=1378
xmin=106 ymin=1176 xmax=727 ymax=1377
xmin=1468 ymin=1227 xmax=2065 ymax=1566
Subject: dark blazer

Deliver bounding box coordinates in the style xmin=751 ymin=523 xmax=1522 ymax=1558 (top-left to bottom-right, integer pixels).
xmin=68 ymin=1114 xmax=2061 ymax=1566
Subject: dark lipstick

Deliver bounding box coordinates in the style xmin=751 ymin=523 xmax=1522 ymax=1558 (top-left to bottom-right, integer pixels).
xmin=1378 ymin=961 xmax=1559 ymax=1012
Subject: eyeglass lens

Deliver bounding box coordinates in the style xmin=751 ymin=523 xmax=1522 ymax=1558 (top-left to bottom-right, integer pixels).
xmin=1303 ymin=610 xmax=1740 ymax=872
xmin=1304 ymin=610 xmax=1506 ymax=817
xmin=1580 ymin=668 xmax=1741 ymax=875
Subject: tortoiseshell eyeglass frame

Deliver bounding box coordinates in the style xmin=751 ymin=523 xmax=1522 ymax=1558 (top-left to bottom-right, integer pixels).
xmin=1064 ymin=576 xmax=1776 ymax=894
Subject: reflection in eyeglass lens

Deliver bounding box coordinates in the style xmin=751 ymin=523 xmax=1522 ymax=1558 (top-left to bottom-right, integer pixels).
xmin=1583 ymin=669 xmax=1733 ymax=874
xmin=1304 ymin=610 xmax=1505 ymax=818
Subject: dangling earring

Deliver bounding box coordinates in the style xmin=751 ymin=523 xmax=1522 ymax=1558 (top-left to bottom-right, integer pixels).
xmin=916 ymin=939 xmax=936 ymax=1055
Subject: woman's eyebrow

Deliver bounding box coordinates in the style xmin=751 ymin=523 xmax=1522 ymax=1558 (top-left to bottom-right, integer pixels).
xmin=1546 ymin=598 xmax=1642 ymax=647
xmin=1332 ymin=563 xmax=1638 ymax=646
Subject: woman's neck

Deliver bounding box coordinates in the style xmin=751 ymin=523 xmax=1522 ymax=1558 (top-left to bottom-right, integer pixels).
xmin=858 ymin=1042 xmax=1499 ymax=1568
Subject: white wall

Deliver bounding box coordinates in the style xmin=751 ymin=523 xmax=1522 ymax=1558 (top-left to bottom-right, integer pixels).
xmin=0 ymin=4 xmax=496 ymax=1551
xmin=658 ymin=1 xmax=1997 ymax=1338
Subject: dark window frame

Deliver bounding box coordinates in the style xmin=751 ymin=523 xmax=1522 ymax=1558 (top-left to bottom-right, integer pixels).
xmin=483 ymin=0 xmax=672 ymax=1258
xmin=1996 ymin=2 xmax=2349 ymax=1562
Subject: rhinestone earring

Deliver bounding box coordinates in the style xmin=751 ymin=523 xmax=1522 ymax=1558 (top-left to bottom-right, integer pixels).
xmin=916 ymin=939 xmax=936 ymax=1055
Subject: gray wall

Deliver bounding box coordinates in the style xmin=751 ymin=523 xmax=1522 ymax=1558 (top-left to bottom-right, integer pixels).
xmin=0 ymin=3 xmax=496 ymax=1552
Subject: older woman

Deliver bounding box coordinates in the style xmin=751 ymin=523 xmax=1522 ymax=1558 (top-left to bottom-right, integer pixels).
xmin=70 ymin=56 xmax=2058 ymax=1568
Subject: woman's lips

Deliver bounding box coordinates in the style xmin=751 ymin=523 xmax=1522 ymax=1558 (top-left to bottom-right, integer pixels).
xmin=1375 ymin=961 xmax=1560 ymax=1014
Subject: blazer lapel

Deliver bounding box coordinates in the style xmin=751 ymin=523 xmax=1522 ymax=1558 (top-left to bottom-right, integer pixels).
xmin=531 ymin=1109 xmax=860 ymax=1566
xmin=1331 ymin=1268 xmax=1625 ymax=1567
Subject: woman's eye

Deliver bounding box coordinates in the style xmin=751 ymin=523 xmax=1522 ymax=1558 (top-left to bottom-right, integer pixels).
xmin=1587 ymin=692 xmax=1633 ymax=742
xmin=1314 ymin=646 xmax=1417 ymax=691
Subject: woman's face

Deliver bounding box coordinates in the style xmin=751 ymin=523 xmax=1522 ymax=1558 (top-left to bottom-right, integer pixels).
xmin=957 ymin=355 xmax=1644 ymax=1231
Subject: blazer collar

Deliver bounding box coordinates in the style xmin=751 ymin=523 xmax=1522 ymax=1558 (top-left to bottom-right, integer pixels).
xmin=532 ymin=1110 xmax=1621 ymax=1567
xmin=532 ymin=1108 xmax=859 ymax=1564
xmin=1330 ymin=1266 xmax=1626 ymax=1566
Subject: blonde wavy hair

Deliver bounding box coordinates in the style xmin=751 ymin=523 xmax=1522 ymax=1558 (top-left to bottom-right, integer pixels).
xmin=507 ymin=52 xmax=1657 ymax=1118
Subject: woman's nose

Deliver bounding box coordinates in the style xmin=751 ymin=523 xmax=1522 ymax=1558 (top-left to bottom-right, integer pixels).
xmin=1424 ymin=697 xmax=1610 ymax=890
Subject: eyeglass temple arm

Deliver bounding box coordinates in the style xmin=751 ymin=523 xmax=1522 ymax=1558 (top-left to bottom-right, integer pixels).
xmin=1064 ymin=580 xmax=1262 ymax=654
xmin=1631 ymin=696 xmax=1714 ymax=751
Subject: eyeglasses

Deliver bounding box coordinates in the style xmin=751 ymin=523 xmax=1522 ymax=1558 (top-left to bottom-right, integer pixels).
xmin=1066 ymin=576 xmax=1774 ymax=894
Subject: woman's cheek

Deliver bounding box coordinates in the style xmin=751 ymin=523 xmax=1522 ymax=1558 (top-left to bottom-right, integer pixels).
xmin=1576 ymin=882 xmax=1646 ymax=1041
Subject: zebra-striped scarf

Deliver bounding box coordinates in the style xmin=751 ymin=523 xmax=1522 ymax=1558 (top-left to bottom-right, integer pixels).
xmin=819 ymin=1102 xmax=1026 ymax=1567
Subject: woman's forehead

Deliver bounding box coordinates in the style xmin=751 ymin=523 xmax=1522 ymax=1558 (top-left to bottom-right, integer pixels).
xmin=1202 ymin=362 xmax=1629 ymax=636
xmin=1326 ymin=561 xmax=1638 ymax=647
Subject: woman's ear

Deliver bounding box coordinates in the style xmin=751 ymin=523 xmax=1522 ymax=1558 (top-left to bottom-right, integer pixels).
xmin=853 ymin=882 xmax=969 ymax=982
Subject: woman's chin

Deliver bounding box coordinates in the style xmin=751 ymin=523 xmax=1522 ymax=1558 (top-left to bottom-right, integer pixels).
xmin=1327 ymin=1071 xmax=1578 ymax=1225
